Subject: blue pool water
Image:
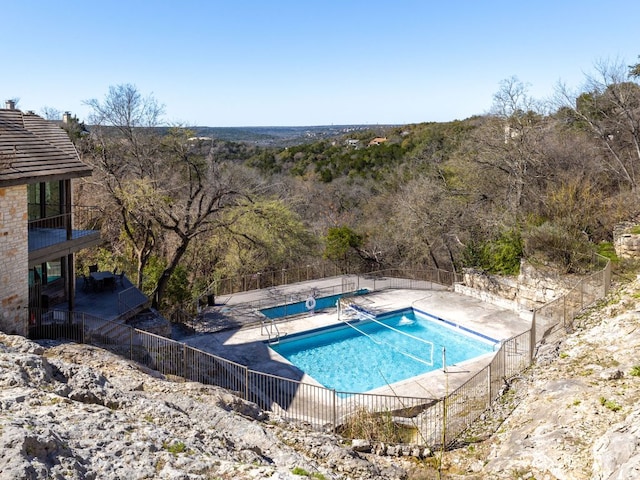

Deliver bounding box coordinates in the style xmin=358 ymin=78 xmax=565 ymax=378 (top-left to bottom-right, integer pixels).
xmin=260 ymin=289 xmax=369 ymax=319
xmin=270 ymin=308 xmax=497 ymax=393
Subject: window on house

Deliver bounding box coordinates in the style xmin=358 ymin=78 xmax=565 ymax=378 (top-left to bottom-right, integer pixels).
xmin=27 ymin=183 xmax=41 ymax=220
xmin=29 ymin=259 xmax=63 ymax=286
xmin=45 ymin=181 xmax=62 ymax=218
xmin=27 ymin=181 xmax=64 ymax=220
xmin=46 ymin=260 xmax=62 ymax=282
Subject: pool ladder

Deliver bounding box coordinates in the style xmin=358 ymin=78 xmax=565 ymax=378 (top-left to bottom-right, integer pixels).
xmin=261 ymin=318 xmax=281 ymax=345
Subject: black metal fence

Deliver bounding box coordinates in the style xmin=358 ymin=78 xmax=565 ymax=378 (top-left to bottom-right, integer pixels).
xmin=28 ymin=205 xmax=101 ymax=250
xmin=29 ymin=258 xmax=611 ymax=449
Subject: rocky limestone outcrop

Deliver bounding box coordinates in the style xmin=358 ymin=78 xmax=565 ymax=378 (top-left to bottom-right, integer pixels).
xmin=3 ymin=274 xmax=640 ymax=479
xmin=438 ymin=277 xmax=640 ymax=479
xmin=0 ymin=334 xmax=408 ymax=480
xmin=592 ymin=410 xmax=640 ymax=479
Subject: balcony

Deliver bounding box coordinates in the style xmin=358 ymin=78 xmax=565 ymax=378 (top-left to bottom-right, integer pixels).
xmin=31 ymin=273 xmax=151 ymax=333
xmin=28 ymin=205 xmax=102 ymax=265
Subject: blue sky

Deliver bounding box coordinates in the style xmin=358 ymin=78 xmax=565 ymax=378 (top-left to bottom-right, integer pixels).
xmin=1 ymin=0 xmax=638 ymax=126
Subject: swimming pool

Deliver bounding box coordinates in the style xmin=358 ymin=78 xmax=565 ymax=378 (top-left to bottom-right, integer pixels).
xmin=270 ymin=308 xmax=498 ymax=393
xmin=260 ymin=289 xmax=369 ymax=319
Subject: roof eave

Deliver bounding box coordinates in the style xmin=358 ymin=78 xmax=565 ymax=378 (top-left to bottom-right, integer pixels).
xmin=0 ymin=167 xmax=92 ymax=188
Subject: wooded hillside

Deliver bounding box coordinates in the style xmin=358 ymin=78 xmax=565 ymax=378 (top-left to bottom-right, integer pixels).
xmin=73 ymin=57 xmax=640 ymax=316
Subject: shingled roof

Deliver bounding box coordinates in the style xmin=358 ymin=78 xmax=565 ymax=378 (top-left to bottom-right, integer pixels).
xmin=0 ymin=107 xmax=91 ymax=187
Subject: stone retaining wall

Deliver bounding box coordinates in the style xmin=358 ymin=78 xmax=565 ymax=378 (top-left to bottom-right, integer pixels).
xmin=614 ymin=222 xmax=640 ymax=259
xmin=458 ymin=260 xmax=572 ymax=313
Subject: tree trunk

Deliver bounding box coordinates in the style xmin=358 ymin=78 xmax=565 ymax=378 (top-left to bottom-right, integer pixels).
xmin=151 ymin=237 xmax=190 ymax=309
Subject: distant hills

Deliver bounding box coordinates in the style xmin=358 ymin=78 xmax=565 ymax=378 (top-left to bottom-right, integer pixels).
xmin=192 ymin=125 xmax=396 ymax=147
xmin=85 ymin=124 xmax=398 ymax=148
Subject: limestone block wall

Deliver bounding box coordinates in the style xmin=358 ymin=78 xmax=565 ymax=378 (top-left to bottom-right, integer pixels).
xmin=458 ymin=261 xmax=569 ymax=313
xmin=0 ymin=185 xmax=29 ymax=335
xmin=456 ymin=268 xmax=522 ymax=313
xmin=454 ymin=283 xmax=523 ymax=313
xmin=613 ymin=222 xmax=640 ymax=259
xmin=516 ymin=262 xmax=571 ymax=310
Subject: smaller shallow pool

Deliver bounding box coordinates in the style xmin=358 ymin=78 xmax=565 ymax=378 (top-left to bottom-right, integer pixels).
xmin=260 ymin=289 xmax=369 ymax=319
xmin=270 ymin=308 xmax=498 ymax=393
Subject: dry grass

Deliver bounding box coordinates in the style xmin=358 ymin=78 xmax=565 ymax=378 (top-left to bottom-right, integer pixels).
xmin=338 ymin=406 xmax=416 ymax=444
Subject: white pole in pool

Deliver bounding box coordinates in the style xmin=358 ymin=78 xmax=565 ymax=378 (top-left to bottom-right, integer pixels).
xmin=442 ymin=346 xmax=447 ymax=373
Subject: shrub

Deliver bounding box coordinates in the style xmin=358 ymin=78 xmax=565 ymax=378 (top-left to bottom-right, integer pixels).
xmin=461 ymin=228 xmax=523 ymax=275
xmin=487 ymin=229 xmax=524 ymax=275
xmin=162 ymin=441 xmax=187 ymax=455
xmin=291 ymin=467 xmax=326 ymax=479
xmin=523 ymin=222 xmax=593 ymax=272
xmin=599 ymin=397 xmax=622 ymax=412
xmin=597 ymin=241 xmax=619 ymax=262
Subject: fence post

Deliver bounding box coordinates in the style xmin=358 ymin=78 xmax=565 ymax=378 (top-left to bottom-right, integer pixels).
xmin=504 ymin=339 xmax=509 ymax=376
xmin=183 ymin=343 xmax=188 ymax=379
xmin=245 ymin=367 xmax=249 ymax=400
xmin=530 ymin=311 xmax=536 ymax=361
xmin=332 ymin=389 xmax=337 ymax=433
xmin=441 ymin=394 xmax=447 ymax=447
xmin=487 ymin=363 xmax=492 ymax=408
xmin=442 ymin=347 xmax=447 ymax=373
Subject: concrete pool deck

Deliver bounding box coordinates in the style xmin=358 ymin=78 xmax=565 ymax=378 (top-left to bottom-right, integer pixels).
xmin=179 ymin=281 xmax=533 ymax=400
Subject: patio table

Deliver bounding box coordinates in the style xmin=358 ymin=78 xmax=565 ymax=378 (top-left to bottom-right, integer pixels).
xmin=91 ymin=271 xmax=114 ymax=282
xmin=90 ymin=271 xmax=116 ymax=291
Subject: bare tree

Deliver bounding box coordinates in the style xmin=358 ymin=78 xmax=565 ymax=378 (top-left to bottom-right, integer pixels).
xmin=83 ymin=85 xmax=253 ymax=309
xmin=469 ymin=77 xmax=551 ymax=219
xmin=40 ymin=106 xmax=62 ymax=120
xmin=384 ymin=173 xmax=467 ymax=271
xmin=145 ymin=128 xmax=253 ymax=307
xmin=555 ymin=58 xmax=640 ymax=190
xmin=83 ymin=85 xmax=165 ymax=290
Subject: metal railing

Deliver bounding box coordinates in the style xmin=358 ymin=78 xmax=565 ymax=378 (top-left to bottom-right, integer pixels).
xmin=532 ymin=254 xmax=611 ymax=346
xmin=201 ymin=264 xmax=462 ymax=302
xmin=203 ymin=263 xmax=344 ymax=299
xmin=28 ymin=311 xmax=530 ymax=447
xmin=238 ymin=281 xmax=361 ymax=312
xmin=117 ymin=286 xmax=148 ymax=317
xmin=29 ymin=256 xmax=610 ymax=449
xmin=28 ymin=205 xmax=101 ymax=251
xmin=173 ymin=263 xmax=461 ymax=320
xmin=215 ymin=268 xmax=459 ymax=314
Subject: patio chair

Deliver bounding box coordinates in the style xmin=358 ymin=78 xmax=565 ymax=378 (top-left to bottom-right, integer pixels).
xmin=81 ymin=274 xmax=90 ymax=292
xmin=103 ymin=276 xmax=116 ymax=292
xmin=87 ymin=275 xmax=99 ymax=292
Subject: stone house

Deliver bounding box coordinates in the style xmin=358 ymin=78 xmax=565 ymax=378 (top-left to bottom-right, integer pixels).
xmin=0 ymin=101 xmax=101 ymax=335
